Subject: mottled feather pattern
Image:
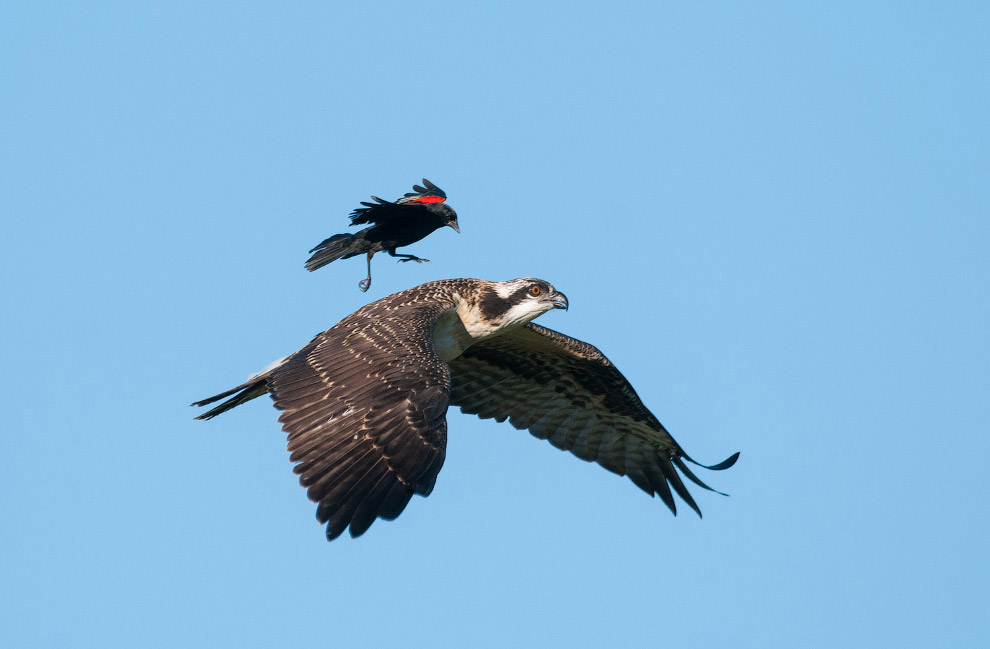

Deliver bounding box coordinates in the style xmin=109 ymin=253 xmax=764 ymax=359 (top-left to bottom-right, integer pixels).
xmin=264 ymin=280 xmax=476 ymax=539
xmin=448 ymin=323 xmax=710 ymax=515
xmin=192 ymin=278 xmax=736 ymax=539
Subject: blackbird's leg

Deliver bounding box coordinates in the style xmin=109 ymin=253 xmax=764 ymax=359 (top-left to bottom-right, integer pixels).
xmin=358 ymin=252 xmax=374 ymax=292
xmin=387 ymin=247 xmax=429 ymax=264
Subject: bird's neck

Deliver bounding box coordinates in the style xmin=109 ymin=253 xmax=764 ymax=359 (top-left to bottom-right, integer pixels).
xmin=431 ymin=297 xmax=524 ymax=362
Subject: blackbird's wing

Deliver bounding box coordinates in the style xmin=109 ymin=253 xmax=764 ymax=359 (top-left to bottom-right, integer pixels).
xmin=348 ymin=197 xmax=413 ymax=226
xmin=349 ymin=179 xmax=445 ymax=226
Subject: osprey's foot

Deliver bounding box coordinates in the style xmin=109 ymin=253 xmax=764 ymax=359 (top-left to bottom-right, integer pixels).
xmin=398 ymin=257 xmax=429 ymax=264
xmin=358 ymin=278 xmax=371 ymax=292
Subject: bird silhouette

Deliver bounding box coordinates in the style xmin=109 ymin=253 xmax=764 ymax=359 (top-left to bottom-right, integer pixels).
xmin=305 ymin=179 xmax=459 ymax=291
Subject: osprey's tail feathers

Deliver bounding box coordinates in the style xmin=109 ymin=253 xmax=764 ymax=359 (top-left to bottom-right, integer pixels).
xmin=305 ymin=229 xmax=369 ymax=271
xmin=191 ymin=377 xmax=270 ymax=420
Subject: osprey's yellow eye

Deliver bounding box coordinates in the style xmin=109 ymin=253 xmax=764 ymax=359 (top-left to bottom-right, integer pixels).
xmin=530 ymin=285 xmax=541 ymax=296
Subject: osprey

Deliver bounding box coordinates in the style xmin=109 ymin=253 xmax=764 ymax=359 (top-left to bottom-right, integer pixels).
xmin=191 ymin=278 xmax=738 ymax=540
xmin=305 ymin=179 xmax=459 ymax=292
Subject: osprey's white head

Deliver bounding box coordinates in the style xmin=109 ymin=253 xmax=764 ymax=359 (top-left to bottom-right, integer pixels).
xmin=487 ymin=278 xmax=569 ymax=328
xmin=435 ymin=278 xmax=568 ymax=361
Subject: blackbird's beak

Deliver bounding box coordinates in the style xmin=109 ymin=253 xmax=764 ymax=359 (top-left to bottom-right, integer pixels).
xmin=447 ymin=220 xmax=460 ymax=233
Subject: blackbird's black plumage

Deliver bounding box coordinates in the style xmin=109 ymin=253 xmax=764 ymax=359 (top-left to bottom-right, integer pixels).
xmin=305 ymin=179 xmax=459 ymax=291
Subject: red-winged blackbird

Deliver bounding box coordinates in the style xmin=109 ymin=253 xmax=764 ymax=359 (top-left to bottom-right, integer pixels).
xmin=306 ymin=179 xmax=459 ymax=291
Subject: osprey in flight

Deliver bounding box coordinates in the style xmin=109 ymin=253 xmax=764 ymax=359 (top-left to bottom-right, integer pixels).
xmin=192 ymin=278 xmax=738 ymax=540
xmin=305 ymin=179 xmax=459 ymax=292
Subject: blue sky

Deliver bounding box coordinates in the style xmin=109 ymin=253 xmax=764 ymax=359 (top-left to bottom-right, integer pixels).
xmin=3 ymin=2 xmax=988 ymax=647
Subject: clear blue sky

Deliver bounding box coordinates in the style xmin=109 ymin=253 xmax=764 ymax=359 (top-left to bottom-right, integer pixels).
xmin=3 ymin=2 xmax=988 ymax=647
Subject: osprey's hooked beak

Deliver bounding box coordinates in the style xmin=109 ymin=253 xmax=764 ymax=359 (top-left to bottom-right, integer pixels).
xmin=447 ymin=220 xmax=460 ymax=233
xmin=551 ymin=291 xmax=568 ymax=311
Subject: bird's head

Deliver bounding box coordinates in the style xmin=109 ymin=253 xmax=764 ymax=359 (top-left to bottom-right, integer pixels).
xmin=483 ymin=278 xmax=568 ymax=329
xmin=449 ymin=278 xmax=567 ymax=348
xmin=397 ymin=179 xmax=460 ymax=232
xmin=438 ymin=204 xmax=460 ymax=233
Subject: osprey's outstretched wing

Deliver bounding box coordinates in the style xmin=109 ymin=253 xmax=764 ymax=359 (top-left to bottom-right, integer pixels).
xmin=262 ymin=301 xmax=453 ymax=540
xmin=448 ymin=323 xmax=739 ymax=516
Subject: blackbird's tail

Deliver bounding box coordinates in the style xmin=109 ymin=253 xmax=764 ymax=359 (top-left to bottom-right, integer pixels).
xmin=305 ymin=231 xmax=367 ymax=272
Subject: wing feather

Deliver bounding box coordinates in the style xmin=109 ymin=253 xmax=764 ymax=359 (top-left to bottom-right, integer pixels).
xmin=348 ymin=178 xmax=446 ymax=226
xmin=377 ymin=480 xmax=415 ymax=519
xmin=348 ymin=471 xmax=399 ymax=536
xmin=448 ymin=323 xmax=737 ymax=517
xmin=265 ymin=300 xmax=453 ymax=539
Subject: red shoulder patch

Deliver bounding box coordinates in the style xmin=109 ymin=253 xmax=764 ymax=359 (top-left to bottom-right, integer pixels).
xmin=409 ymin=195 xmax=446 ymax=204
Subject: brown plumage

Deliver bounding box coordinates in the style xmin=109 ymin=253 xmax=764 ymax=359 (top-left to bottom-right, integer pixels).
xmin=191 ymin=278 xmax=738 ymax=540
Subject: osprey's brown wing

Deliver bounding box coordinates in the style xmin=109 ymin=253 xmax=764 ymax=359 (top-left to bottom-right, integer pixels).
xmin=448 ymin=323 xmax=738 ymax=516
xmin=265 ymin=302 xmax=452 ymax=540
